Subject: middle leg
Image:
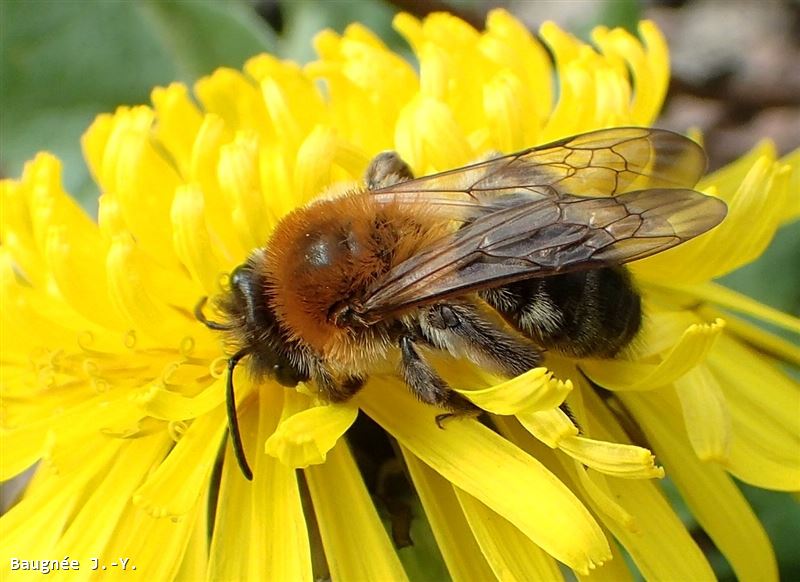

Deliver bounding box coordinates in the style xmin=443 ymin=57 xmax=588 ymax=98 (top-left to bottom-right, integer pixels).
xmin=398 ymin=335 xmax=478 ymax=416
xmin=419 ymin=302 xmax=542 ymax=377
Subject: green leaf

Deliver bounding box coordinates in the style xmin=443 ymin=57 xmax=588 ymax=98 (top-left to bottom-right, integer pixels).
xmin=142 ymin=0 xmax=278 ymax=80
xmin=278 ymin=0 xmax=403 ymax=63
xmin=720 ymin=222 xmax=800 ymax=316
xmin=0 ymin=0 xmax=276 ymax=210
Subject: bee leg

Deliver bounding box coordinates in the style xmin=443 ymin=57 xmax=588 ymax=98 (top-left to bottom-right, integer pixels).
xmin=365 ymin=151 xmax=414 ymax=189
xmin=313 ymin=364 xmax=366 ymax=403
xmin=398 ymin=335 xmax=478 ymax=417
xmin=338 ymin=375 xmax=366 ymax=400
xmin=420 ymin=303 xmax=541 ymax=378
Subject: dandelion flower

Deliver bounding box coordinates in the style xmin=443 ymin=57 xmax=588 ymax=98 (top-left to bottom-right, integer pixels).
xmin=2 ymin=9 xmax=798 ymax=581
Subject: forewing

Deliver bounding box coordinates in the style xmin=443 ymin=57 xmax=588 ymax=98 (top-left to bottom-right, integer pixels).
xmin=368 ymin=127 xmax=707 ymax=219
xmin=360 ymin=189 xmax=726 ymax=318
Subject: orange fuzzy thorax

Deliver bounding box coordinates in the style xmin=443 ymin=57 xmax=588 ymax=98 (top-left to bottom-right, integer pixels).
xmin=262 ymin=192 xmax=448 ymax=365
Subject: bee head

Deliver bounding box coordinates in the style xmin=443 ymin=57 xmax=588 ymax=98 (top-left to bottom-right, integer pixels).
xmin=196 ymin=255 xmax=309 ymax=388
xmin=194 ymin=255 xmax=310 ymax=481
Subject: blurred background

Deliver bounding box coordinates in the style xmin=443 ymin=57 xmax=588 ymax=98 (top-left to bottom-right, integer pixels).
xmin=1 ymin=1 xmax=798 ymax=580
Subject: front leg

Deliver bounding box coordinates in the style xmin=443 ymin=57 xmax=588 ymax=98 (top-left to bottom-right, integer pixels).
xmin=398 ymin=336 xmax=478 ymax=417
xmin=313 ymin=363 xmax=365 ymax=403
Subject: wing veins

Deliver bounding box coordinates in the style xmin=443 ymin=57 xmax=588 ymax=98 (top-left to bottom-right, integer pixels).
xmin=360 ymin=189 xmax=726 ymax=317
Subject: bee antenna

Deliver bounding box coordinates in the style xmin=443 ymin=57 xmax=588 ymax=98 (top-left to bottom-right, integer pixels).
xmin=227 ymin=349 xmax=254 ymax=481
xmin=195 ymin=297 xmax=232 ymax=331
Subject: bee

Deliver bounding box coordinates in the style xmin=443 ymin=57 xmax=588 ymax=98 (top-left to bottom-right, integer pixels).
xmin=196 ymin=127 xmax=727 ymax=480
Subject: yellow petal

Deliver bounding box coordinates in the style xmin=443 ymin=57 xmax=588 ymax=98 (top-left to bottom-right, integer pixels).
xmin=575 ymin=541 xmax=634 ymax=582
xmin=0 ymin=440 xmax=118 ymax=559
xmin=634 ymin=151 xmax=790 ymax=284
xmin=708 ymin=335 xmax=800 ymax=489
xmin=357 ymin=381 xmax=610 ymax=574
xmin=571 ymin=462 xmax=637 ymax=531
xmin=171 ymin=184 xmax=226 ymax=294
xmin=265 ymin=401 xmax=358 ymax=468
xmin=151 ymin=83 xmax=204 ymax=176
xmin=250 ymin=55 xmax=326 ymax=144
xmin=105 ymin=487 xmax=206 ymax=581
xmin=3 ymin=388 xmax=143 ymax=480
xmin=1 ymin=178 xmax=42 ymax=286
xmin=175 ymin=502 xmax=209 ymax=582
xmin=93 ymin=106 xmax=155 ymax=193
xmin=516 ymin=376 xmax=642 ymax=532
xmin=558 ymin=436 xmax=664 ymax=479
xmin=194 ymin=67 xmax=268 ymax=133
xmin=682 ymin=281 xmax=800 ymax=334
xmin=673 ymin=364 xmax=731 ymax=462
xmin=541 ymin=57 xmax=595 ymax=139
xmin=43 ymin=224 xmax=126 ymax=331
xmin=705 ymin=307 xmax=800 ymax=366
xmin=305 ymin=440 xmax=408 ymax=581
xmin=401 ymin=451 xmax=497 ymax=582
xmin=482 ymin=70 xmax=529 ymax=153
xmin=81 ymin=112 xmax=114 ymax=188
xmin=392 ymin=12 xmax=423 ymax=52
xmin=217 ymin=130 xmax=275 ymax=251
xmin=260 ymin=75 xmax=304 ymax=153
xmin=592 ymin=21 xmax=669 ymax=125
xmin=209 ymin=400 xmax=308 ymax=581
xmin=517 ymin=407 xmax=579 ymax=448
xmin=53 ymin=434 xmax=172 ymax=570
xmin=133 ymin=404 xmax=227 ymax=517
xmin=395 ymin=96 xmax=473 ymax=175
xmin=624 ymin=388 xmax=778 ymax=582
xmin=454 ymin=367 xmax=571 ymax=414
xmin=498 ymin=411 xmax=715 ymax=581
xmin=596 ymin=475 xmax=715 ymax=580
xmin=106 ymin=233 xmax=191 ymax=345
xmin=727 ymin=431 xmax=800 ymax=491
xmin=478 ymin=9 xmax=553 ymax=145
xmin=11 ymin=154 xmax=97 ymax=279
xmin=581 ymin=319 xmax=724 ymax=391
xmin=103 ymin=113 xmax=184 ymax=268
xmin=293 ymin=125 xmax=345 ymax=205
xmin=455 ymin=487 xmax=565 ymax=581
xmin=578 ymin=388 xmax=717 ymax=580
xmin=207 ymin=406 xmax=257 ymax=580
xmin=0 ymin=250 xmax=80 ymax=358
xmin=138 ymin=377 xmax=225 ymax=421
xmin=249 ymin=388 xmax=312 ymax=582
xmin=632 ymin=306 xmax=703 ymax=359
xmin=483 ymin=9 xmax=553 ymax=139
xmin=188 ymin=114 xmax=243 ymax=262
xmin=0 ymin=427 xmax=49 ymax=482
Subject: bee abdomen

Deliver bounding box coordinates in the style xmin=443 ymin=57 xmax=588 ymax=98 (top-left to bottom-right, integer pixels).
xmin=481 ymin=267 xmax=642 ymax=358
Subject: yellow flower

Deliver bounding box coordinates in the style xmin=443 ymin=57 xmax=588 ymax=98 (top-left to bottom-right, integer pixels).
xmin=1 ymin=9 xmax=798 ymax=580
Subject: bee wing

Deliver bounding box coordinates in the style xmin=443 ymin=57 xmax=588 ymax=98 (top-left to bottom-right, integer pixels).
xmin=369 ymin=127 xmax=707 ymax=219
xmin=359 ymin=189 xmax=726 ymax=318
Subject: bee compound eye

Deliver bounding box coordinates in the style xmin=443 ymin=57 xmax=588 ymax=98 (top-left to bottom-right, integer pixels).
xmin=273 ymin=363 xmax=301 ymax=387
